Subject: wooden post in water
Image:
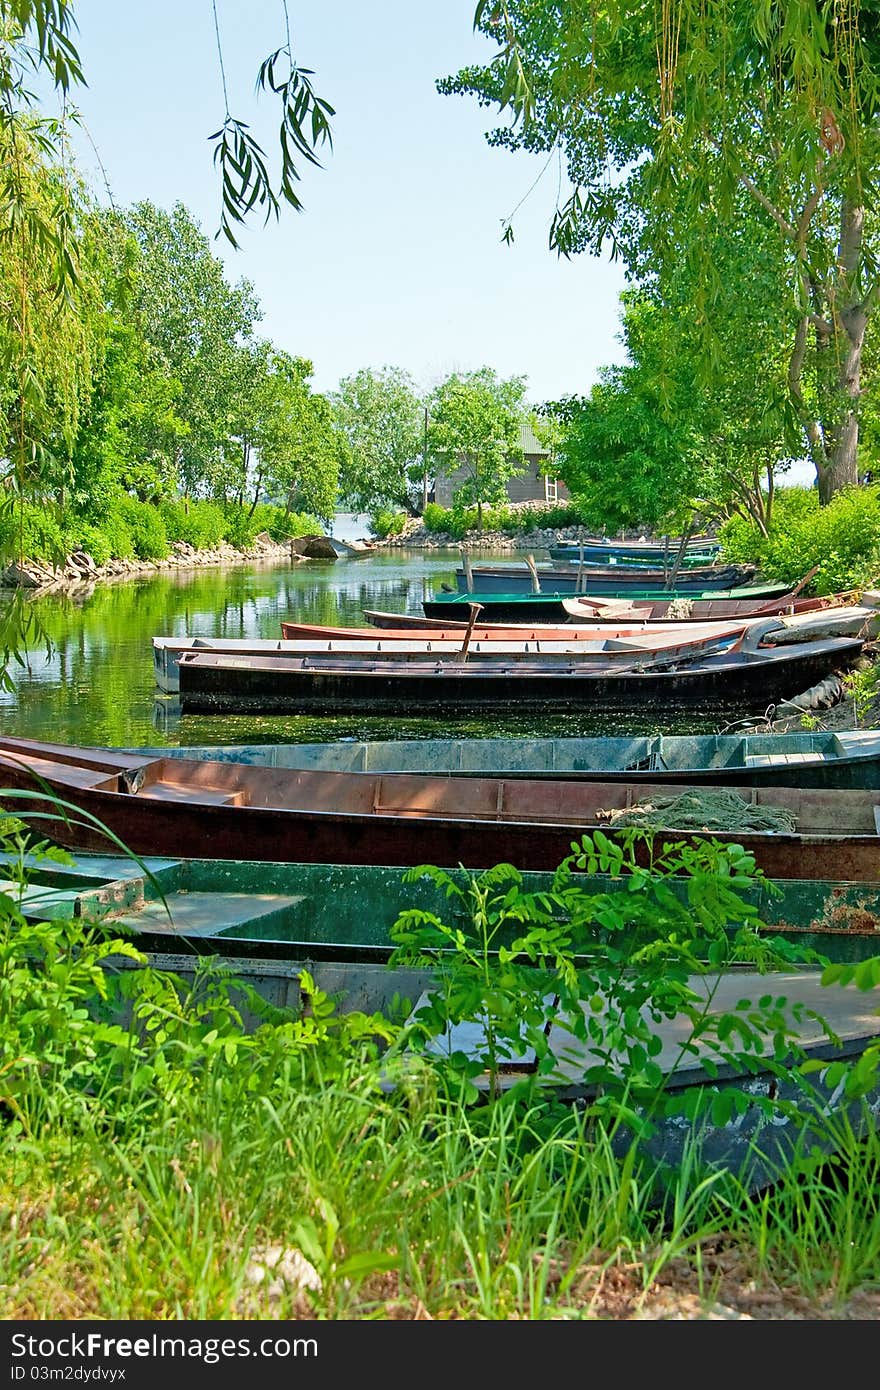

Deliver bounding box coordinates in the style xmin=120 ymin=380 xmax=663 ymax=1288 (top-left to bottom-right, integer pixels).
xmin=459 ymin=602 xmax=484 ymax=661
xmin=576 ymin=544 xmax=585 ymax=593
xmin=460 ymin=547 xmax=474 ymax=593
xmin=525 ymin=553 xmax=542 ymax=593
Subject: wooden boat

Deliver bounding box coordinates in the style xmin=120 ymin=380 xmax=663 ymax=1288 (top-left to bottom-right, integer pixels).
xmin=14 ymin=840 xmax=875 ymax=1194
xmin=125 ymin=729 xmax=880 ymax=790
xmin=562 ymin=588 xmax=868 ymax=623
xmin=171 ymin=634 xmax=862 ymax=716
xmin=4 ymin=734 xmax=880 ymax=883
xmin=366 ymin=588 xmax=804 ymax=628
xmin=370 ymin=573 xmax=832 ymax=628
xmin=11 ymin=848 xmax=880 ymax=996
xmin=280 ymin=605 xmax=878 ymax=648
xmin=422 ymin=582 xmax=796 ymax=623
xmin=453 ymin=561 xmax=754 ymax=595
xmin=153 ymin=619 xmax=776 ymax=695
xmin=548 ymin=540 xmax=721 ymax=566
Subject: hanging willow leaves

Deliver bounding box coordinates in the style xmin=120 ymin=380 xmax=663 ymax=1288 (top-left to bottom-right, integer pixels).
xmin=210 ymin=4 xmax=335 ymax=248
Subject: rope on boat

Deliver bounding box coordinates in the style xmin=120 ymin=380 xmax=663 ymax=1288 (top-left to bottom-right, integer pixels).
xmin=664 ymin=596 xmax=694 ymax=619
xmin=599 ymin=789 xmax=799 ymax=833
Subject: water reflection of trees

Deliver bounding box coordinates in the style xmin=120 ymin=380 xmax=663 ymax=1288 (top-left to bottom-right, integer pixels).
xmin=0 ymin=556 xmax=716 ymax=747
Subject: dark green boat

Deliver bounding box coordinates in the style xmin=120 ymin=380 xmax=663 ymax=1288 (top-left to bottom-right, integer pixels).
xmin=10 ymin=847 xmax=878 ymax=1193
xmin=423 ymin=582 xmax=794 ymax=624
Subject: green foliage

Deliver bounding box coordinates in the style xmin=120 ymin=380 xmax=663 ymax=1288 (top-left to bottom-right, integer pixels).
xmin=369 ymin=509 xmax=407 ymax=540
xmin=333 ymin=366 xmax=424 ymax=515
xmin=719 ymin=485 xmax=880 ymax=593
xmin=65 ymin=519 xmax=114 ymax=566
xmin=221 ymin=507 xmax=260 ymax=550
xmin=258 ymin=506 xmax=323 ymax=542
xmin=427 ymin=368 xmax=528 ymax=524
xmin=450 ymin=0 xmax=880 ymax=498
xmin=390 ymin=831 xmax=835 ymax=1138
xmin=159 ymin=499 xmax=225 ymax=550
xmin=422 ymin=500 xmax=591 ymax=536
xmin=0 ymin=499 xmax=66 ymax=565
xmin=116 ymin=497 xmax=168 ymax=561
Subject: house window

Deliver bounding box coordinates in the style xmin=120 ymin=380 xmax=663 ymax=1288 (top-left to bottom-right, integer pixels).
xmin=544 ymin=476 xmax=558 ymax=504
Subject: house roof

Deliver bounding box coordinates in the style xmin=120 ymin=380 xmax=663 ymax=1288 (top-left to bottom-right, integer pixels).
xmin=519 ymin=419 xmax=548 ymax=455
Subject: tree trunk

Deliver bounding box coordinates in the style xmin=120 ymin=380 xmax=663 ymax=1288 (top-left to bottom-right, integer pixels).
xmin=817 ymin=198 xmax=867 ymax=502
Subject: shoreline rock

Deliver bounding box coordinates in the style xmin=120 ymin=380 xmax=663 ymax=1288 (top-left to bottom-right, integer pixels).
xmin=0 ymin=534 xmax=309 ymax=596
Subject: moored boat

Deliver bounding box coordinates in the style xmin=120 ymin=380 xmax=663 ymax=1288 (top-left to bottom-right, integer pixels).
xmin=548 ymin=540 xmax=721 ymax=566
xmin=153 ymin=618 xmax=776 ymax=695
xmin=11 ymin=848 xmax=880 ymax=993
xmin=4 ymin=734 xmax=880 ymax=881
xmin=12 ymin=840 xmax=875 ymax=1192
xmin=122 ymin=729 xmax=880 ymax=790
xmin=422 ymin=582 xmax=795 ymax=623
xmin=280 ymin=604 xmax=878 ymax=647
xmin=167 ymin=634 xmax=862 ymax=716
xmin=454 ymin=560 xmax=755 ymax=595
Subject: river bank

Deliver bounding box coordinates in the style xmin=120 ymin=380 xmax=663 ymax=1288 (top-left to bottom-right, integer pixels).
xmin=0 ymin=532 xmax=299 ymax=596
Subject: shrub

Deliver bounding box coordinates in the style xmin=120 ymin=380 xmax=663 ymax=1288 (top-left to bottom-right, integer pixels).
xmin=222 ymin=507 xmax=261 ymax=549
xmin=159 ymin=500 xmax=226 ymax=550
xmin=255 ymin=506 xmax=324 ymax=542
xmin=0 ymin=499 xmax=67 ymax=566
xmin=117 ymin=497 xmax=169 ymax=560
xmin=369 ymin=509 xmax=406 ymax=539
xmin=719 ymin=484 xmax=880 ymax=594
xmin=422 ymin=503 xmax=450 ymax=534
xmin=66 ymin=520 xmax=114 ymax=567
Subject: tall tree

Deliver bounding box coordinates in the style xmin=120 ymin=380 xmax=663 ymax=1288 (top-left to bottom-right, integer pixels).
xmin=444 ymin=1 xmax=880 ymax=501
xmin=256 ymin=353 xmax=342 ymax=524
xmin=331 ymin=366 xmax=424 ymax=516
xmin=427 ymin=367 xmax=527 ymax=528
xmin=116 ymin=201 xmax=261 ymax=500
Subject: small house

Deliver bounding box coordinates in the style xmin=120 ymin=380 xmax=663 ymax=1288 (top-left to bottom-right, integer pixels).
xmin=430 ymin=420 xmax=568 ymax=508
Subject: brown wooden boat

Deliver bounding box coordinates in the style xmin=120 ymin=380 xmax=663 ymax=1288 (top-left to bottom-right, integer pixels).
xmin=2 ymin=736 xmax=880 ymax=881
xmin=562 ymin=588 xmax=867 ymax=624
xmin=172 ymin=634 xmax=862 ymax=715
xmin=282 ymin=606 xmax=876 ymax=646
xmin=154 ymin=619 xmax=779 ymax=695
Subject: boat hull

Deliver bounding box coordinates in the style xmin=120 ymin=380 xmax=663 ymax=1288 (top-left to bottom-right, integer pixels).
xmin=173 ymin=638 xmax=862 ymax=715
xmin=455 ymin=563 xmax=753 ymax=595
xmin=124 ymin=731 xmax=880 ymax=790
xmin=423 ymin=584 xmax=793 ymax=623
xmin=2 ymin=736 xmax=880 ymax=882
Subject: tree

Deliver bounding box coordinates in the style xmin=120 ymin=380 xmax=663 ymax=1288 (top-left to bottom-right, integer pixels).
xmin=427 ymin=367 xmax=527 ymax=529
xmin=0 ymin=2 xmax=335 ymax=252
xmin=332 ymin=366 xmax=424 ymax=516
xmin=256 ymin=353 xmax=342 ymax=524
xmin=117 ymin=201 xmax=261 ymax=500
xmin=444 ymin=1 xmax=880 ymax=501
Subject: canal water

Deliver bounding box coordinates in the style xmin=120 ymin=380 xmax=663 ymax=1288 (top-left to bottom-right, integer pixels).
xmin=0 ymin=547 xmax=758 ymax=749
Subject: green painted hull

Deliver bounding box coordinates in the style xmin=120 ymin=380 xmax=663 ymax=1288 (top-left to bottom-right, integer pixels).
xmin=8 ymin=851 xmax=879 ymax=1022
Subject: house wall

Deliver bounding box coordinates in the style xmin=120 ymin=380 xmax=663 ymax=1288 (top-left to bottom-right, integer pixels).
xmin=432 ymin=455 xmax=569 ymax=508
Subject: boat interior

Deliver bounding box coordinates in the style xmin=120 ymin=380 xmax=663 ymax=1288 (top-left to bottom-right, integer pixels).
xmin=1 ymin=736 xmax=880 ymax=834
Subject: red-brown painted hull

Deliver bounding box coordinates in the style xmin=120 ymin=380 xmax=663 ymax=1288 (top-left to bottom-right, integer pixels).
xmin=1 ymin=737 xmax=879 ymax=880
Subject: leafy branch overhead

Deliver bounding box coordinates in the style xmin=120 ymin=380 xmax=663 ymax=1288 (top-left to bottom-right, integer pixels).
xmin=1 ymin=2 xmax=335 ymax=250
xmin=210 ymin=40 xmax=335 ymax=249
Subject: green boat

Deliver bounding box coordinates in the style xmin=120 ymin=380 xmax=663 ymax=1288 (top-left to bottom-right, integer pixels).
xmin=10 ymin=847 xmax=878 ymax=1192
xmin=423 ymin=582 xmax=794 ymax=624
xmin=8 ymin=848 xmax=880 ymax=1022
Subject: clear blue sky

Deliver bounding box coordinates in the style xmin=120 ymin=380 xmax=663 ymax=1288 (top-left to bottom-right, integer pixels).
xmin=67 ymin=0 xmax=629 ymax=406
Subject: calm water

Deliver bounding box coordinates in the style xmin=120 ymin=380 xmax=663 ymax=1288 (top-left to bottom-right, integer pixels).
xmin=0 ymin=548 xmax=751 ymax=749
